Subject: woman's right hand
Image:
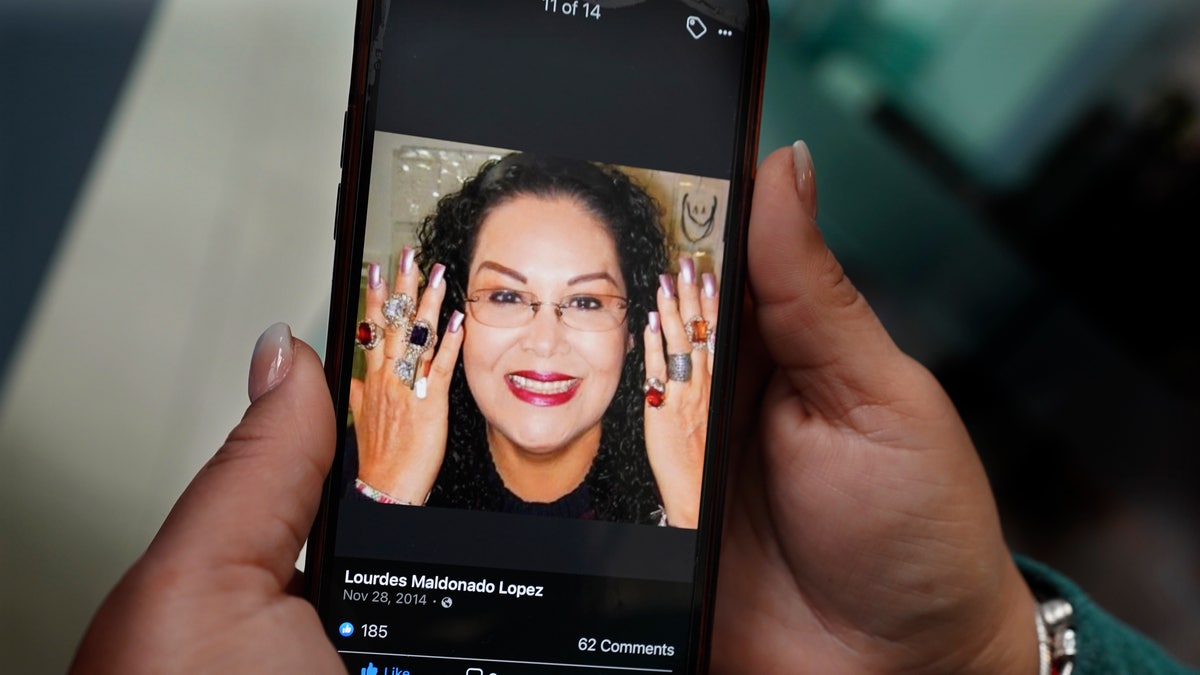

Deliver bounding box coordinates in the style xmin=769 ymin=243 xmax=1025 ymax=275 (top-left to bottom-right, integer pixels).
xmin=348 ymin=247 xmax=464 ymax=504
xmin=711 ymin=145 xmax=1038 ymax=673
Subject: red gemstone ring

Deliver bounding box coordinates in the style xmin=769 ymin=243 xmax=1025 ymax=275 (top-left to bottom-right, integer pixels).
xmin=643 ymin=376 xmax=666 ymax=408
xmin=355 ymin=320 xmax=381 ymax=350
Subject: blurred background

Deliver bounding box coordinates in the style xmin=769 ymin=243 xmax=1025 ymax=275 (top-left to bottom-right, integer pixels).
xmin=2 ymin=0 xmax=1197 ymax=671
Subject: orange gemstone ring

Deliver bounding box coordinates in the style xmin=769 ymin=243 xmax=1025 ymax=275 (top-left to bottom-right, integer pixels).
xmin=685 ymin=316 xmax=710 ymax=350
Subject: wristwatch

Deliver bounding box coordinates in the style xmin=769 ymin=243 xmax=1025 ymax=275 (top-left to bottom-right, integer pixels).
xmin=1035 ymin=597 xmax=1077 ymax=675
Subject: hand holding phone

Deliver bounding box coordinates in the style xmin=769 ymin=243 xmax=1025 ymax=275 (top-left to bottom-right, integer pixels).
xmin=68 ymin=147 xmax=1044 ymax=675
xmin=308 ymin=2 xmax=769 ymax=672
xmin=711 ymin=146 xmax=1040 ymax=674
xmin=61 ymin=2 xmax=1054 ymax=674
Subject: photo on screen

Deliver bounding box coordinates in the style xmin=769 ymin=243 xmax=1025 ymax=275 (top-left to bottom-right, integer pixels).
xmin=341 ymin=132 xmax=732 ymax=529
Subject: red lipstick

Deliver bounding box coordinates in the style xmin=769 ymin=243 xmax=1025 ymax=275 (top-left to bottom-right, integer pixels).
xmin=505 ymin=371 xmax=581 ymax=407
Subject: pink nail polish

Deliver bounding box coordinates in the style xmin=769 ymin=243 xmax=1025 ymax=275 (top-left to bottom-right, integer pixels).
xmin=249 ymin=322 xmax=293 ymax=402
xmin=448 ymin=310 xmax=465 ymax=333
xmin=648 ymin=311 xmax=661 ymax=334
xmin=702 ymin=273 xmax=717 ymax=298
xmin=367 ymin=263 xmax=382 ymax=289
xmin=679 ymin=257 xmax=696 ymax=285
xmin=400 ymin=247 xmax=415 ymax=275
xmin=429 ymin=263 xmax=446 ymax=289
xmin=659 ymin=274 xmax=675 ymax=299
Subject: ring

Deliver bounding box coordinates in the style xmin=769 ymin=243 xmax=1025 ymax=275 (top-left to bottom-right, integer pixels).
xmin=394 ymin=319 xmax=436 ymax=388
xmin=382 ymin=293 xmax=416 ymax=329
xmin=643 ymin=376 xmax=666 ymax=408
xmin=707 ymin=329 xmax=716 ymax=353
xmin=355 ymin=320 xmax=380 ymax=350
xmin=685 ymin=316 xmax=710 ymax=351
xmin=667 ymin=353 xmax=692 ymax=382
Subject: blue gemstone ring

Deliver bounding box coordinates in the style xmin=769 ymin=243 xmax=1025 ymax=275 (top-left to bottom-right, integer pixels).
xmin=407 ymin=320 xmax=434 ymax=351
xmin=395 ymin=320 xmax=436 ymax=388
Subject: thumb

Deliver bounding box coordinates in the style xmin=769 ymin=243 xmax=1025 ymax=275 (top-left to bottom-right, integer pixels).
xmin=748 ymin=143 xmax=910 ymax=412
xmin=147 ymin=322 xmax=335 ymax=587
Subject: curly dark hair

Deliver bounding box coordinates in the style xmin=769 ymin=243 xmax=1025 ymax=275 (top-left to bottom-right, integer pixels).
xmin=415 ymin=153 xmax=671 ymax=524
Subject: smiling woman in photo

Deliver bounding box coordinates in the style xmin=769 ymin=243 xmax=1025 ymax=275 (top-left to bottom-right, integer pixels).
xmin=346 ymin=153 xmax=720 ymax=527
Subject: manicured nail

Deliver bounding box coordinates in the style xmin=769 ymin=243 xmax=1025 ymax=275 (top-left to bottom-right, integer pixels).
xmin=648 ymin=311 xmax=661 ymax=334
xmin=414 ymin=377 xmax=428 ymax=400
xmin=792 ymin=140 xmax=818 ymax=221
xmin=659 ymin=274 xmax=675 ymax=299
xmin=429 ymin=263 xmax=446 ymax=289
xmin=400 ymin=247 xmax=416 ymax=275
xmin=679 ymin=257 xmax=696 ymax=285
xmin=249 ymin=322 xmax=293 ymax=402
xmin=702 ymin=272 xmax=717 ymax=298
xmin=367 ymin=262 xmax=382 ymax=289
xmin=448 ymin=310 xmax=465 ymax=333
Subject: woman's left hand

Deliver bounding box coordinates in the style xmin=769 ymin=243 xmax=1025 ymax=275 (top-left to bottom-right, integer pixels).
xmin=70 ymin=326 xmax=343 ymax=673
xmin=642 ymin=256 xmax=718 ymax=528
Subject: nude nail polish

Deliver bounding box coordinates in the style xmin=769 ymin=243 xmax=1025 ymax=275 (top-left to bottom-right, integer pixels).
xmin=249 ymin=322 xmax=293 ymax=402
xmin=792 ymin=140 xmax=818 ymax=220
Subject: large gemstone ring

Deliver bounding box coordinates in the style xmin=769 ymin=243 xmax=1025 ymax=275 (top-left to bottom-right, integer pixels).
xmin=355 ymin=320 xmax=380 ymax=350
xmin=395 ymin=320 xmax=436 ymax=388
xmin=685 ymin=316 xmax=710 ymax=351
xmin=643 ymin=376 xmax=666 ymax=408
xmin=382 ymin=293 xmax=416 ymax=329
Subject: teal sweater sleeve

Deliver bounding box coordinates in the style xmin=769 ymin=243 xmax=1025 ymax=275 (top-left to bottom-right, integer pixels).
xmin=1016 ymin=556 xmax=1199 ymax=674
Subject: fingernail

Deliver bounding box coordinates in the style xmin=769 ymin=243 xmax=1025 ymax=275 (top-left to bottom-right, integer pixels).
xmin=792 ymin=140 xmax=818 ymax=221
xmin=429 ymin=263 xmax=446 ymax=289
xmin=367 ymin=262 xmax=382 ymax=289
xmin=414 ymin=377 xmax=428 ymax=400
xmin=448 ymin=310 xmax=465 ymax=333
xmin=659 ymin=274 xmax=675 ymax=299
xmin=702 ymin=272 xmax=717 ymax=298
xmin=679 ymin=257 xmax=696 ymax=285
xmin=249 ymin=322 xmax=294 ymax=402
xmin=648 ymin=311 xmax=661 ymax=334
xmin=400 ymin=247 xmax=416 ymax=275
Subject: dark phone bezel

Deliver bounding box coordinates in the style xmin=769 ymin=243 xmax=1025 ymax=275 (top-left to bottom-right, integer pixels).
xmin=306 ymin=2 xmax=769 ymax=672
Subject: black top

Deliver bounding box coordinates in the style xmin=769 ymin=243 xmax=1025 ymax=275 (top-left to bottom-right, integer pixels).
xmin=344 ymin=427 xmax=596 ymax=519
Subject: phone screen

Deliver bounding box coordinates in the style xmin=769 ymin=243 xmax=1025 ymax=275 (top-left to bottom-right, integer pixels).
xmin=309 ymin=2 xmax=766 ymax=673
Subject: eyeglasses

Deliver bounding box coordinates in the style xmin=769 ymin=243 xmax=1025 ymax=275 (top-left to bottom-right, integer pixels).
xmin=466 ymin=288 xmax=629 ymax=332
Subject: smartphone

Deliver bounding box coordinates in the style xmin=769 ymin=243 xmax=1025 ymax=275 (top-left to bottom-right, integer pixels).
xmin=306 ymin=2 xmax=767 ymax=673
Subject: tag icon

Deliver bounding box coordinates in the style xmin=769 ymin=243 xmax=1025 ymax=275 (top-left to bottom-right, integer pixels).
xmin=686 ymin=16 xmax=707 ymax=40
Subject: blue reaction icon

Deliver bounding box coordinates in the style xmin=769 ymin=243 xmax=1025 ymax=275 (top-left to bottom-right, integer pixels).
xmin=361 ymin=663 xmax=378 ymax=675
xmin=339 ymin=622 xmax=355 ymax=637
